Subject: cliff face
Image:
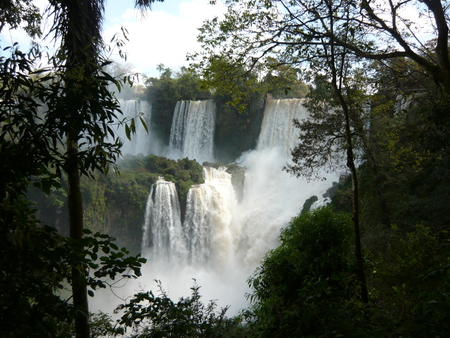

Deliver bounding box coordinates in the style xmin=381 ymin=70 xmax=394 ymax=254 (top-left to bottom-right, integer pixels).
xmin=28 ymin=155 xmax=208 ymax=254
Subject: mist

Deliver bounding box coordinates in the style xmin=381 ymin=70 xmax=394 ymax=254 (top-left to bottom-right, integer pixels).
xmin=91 ymin=98 xmax=339 ymax=318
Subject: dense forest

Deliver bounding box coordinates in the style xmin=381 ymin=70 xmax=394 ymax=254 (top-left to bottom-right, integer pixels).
xmin=1 ymin=0 xmax=450 ymax=337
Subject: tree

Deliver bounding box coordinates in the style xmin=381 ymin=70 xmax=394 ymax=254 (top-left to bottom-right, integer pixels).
xmin=197 ymin=0 xmax=450 ymax=95
xmin=247 ymin=207 xmax=359 ymax=337
xmin=116 ymin=280 xmax=239 ymax=337
xmin=0 ymin=0 xmax=41 ymax=36
xmin=263 ymin=59 xmax=309 ymax=98
xmin=105 ymin=61 xmax=146 ymax=100
xmin=1 ymin=1 xmax=162 ymax=337
xmin=46 ymin=1 xmax=165 ymax=335
xmin=285 ymin=2 xmax=370 ymax=302
xmin=196 ymin=0 xmax=374 ymax=303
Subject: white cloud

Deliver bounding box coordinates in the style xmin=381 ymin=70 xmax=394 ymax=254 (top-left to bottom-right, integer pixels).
xmin=103 ymin=0 xmax=226 ymax=78
xmin=1 ymin=0 xmax=225 ymax=77
xmin=1 ymin=26 xmax=31 ymax=49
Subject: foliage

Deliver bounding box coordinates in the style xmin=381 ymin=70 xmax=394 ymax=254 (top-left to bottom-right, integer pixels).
xmin=89 ymin=311 xmax=126 ymax=337
xmin=0 ymin=197 xmax=71 ymax=337
xmin=106 ymin=62 xmax=147 ymax=100
xmin=325 ymin=177 xmax=353 ymax=215
xmin=213 ymin=83 xmax=265 ymax=162
xmin=0 ymin=0 xmax=41 ymax=37
xmin=246 ymin=207 xmax=363 ymax=337
xmin=263 ymin=60 xmax=309 ymax=99
xmin=0 ymin=196 xmax=146 ymax=337
xmin=320 ymin=85 xmax=450 ymax=336
xmin=343 ymin=55 xmax=450 ymax=230
xmin=0 ymin=44 xmax=62 ymax=199
xmin=190 ymin=56 xmax=267 ymax=112
xmin=300 ymin=195 xmax=318 ymax=214
xmin=116 ymin=280 xmax=241 ymax=337
xmin=363 ymin=224 xmax=450 ymax=336
xmin=284 ymin=68 xmax=371 ymax=179
xmin=146 ymin=66 xmax=211 ymax=143
xmin=1 ymin=1 xmax=159 ymax=336
xmin=196 ymin=0 xmax=450 ymax=98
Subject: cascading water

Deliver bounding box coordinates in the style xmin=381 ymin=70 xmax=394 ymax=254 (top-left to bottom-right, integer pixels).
xmin=118 ymin=99 xmax=152 ymax=156
xmin=232 ymin=98 xmax=337 ymax=269
xmin=257 ymin=98 xmax=309 ymax=154
xmin=141 ymin=177 xmax=187 ymax=267
xmin=95 ymin=98 xmax=339 ymax=317
xmin=183 ymin=167 xmax=237 ymax=269
xmin=169 ymin=100 xmax=216 ymax=163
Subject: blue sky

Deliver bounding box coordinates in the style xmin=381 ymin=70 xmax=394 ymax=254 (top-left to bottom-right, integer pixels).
xmin=0 ymin=0 xmax=226 ymax=78
xmin=1 ymin=0 xmax=430 ymax=80
xmin=105 ymin=0 xmax=186 ymax=22
xmin=103 ymin=0 xmax=227 ymax=78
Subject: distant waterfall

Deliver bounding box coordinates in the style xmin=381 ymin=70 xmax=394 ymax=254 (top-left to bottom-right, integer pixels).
xmin=142 ymin=178 xmax=186 ymax=265
xmin=169 ymin=100 xmax=216 ymax=163
xmin=118 ymin=99 xmax=152 ymax=156
xmin=257 ymin=99 xmax=309 ymax=154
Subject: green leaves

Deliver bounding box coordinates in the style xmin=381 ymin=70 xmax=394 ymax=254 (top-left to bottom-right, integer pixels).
xmin=124 ymin=117 xmax=135 ymax=141
xmin=0 ymin=45 xmax=65 ymax=200
xmin=0 ymin=0 xmax=42 ymax=37
xmin=115 ymin=280 xmax=238 ymax=336
xmin=247 ymin=207 xmax=357 ymax=336
xmin=63 ymin=230 xmax=147 ymax=296
xmin=0 ymin=198 xmax=72 ymax=336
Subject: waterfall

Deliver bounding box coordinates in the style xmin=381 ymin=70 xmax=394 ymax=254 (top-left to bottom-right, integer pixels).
xmin=118 ymin=99 xmax=152 ymax=156
xmin=257 ymin=98 xmax=309 ymax=154
xmin=90 ymin=98 xmax=340 ymax=318
xmin=169 ymin=100 xmax=216 ymax=163
xmin=141 ymin=177 xmax=186 ymax=266
xmin=136 ymin=98 xmax=338 ymax=315
xmin=184 ymin=167 xmax=236 ymax=269
xmin=143 ymin=167 xmax=237 ymax=269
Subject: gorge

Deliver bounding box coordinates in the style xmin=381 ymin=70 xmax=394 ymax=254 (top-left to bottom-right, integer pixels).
xmin=101 ymin=97 xmax=340 ymax=316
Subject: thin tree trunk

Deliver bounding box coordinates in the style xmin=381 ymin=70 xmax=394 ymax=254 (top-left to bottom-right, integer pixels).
xmin=344 ymin=129 xmax=369 ymax=304
xmin=331 ymin=73 xmax=369 ymax=304
xmin=334 ymin=81 xmax=369 ymax=303
xmin=60 ymin=2 xmax=156 ymax=336
xmin=332 ymin=78 xmax=369 ymax=303
xmin=326 ymin=0 xmax=369 ymax=303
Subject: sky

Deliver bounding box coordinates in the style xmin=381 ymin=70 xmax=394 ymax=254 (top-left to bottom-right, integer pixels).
xmin=0 ymin=0 xmax=227 ymax=78
xmin=1 ymin=0 xmax=432 ymax=79
xmin=102 ymin=0 xmax=226 ymax=78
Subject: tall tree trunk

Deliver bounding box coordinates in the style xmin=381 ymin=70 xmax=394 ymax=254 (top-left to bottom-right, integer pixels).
xmin=59 ymin=2 xmax=157 ymax=336
xmin=333 ymin=79 xmax=369 ymax=303
xmin=67 ymin=136 xmax=90 ymax=338
xmin=62 ymin=1 xmax=102 ymax=335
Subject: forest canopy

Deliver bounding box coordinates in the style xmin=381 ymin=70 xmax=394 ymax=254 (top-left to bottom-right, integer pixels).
xmin=1 ymin=0 xmax=450 ymax=336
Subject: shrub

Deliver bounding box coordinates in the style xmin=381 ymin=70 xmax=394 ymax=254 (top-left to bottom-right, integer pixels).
xmin=247 ymin=207 xmax=360 ymax=337
xmin=115 ymin=280 xmax=241 ymax=337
